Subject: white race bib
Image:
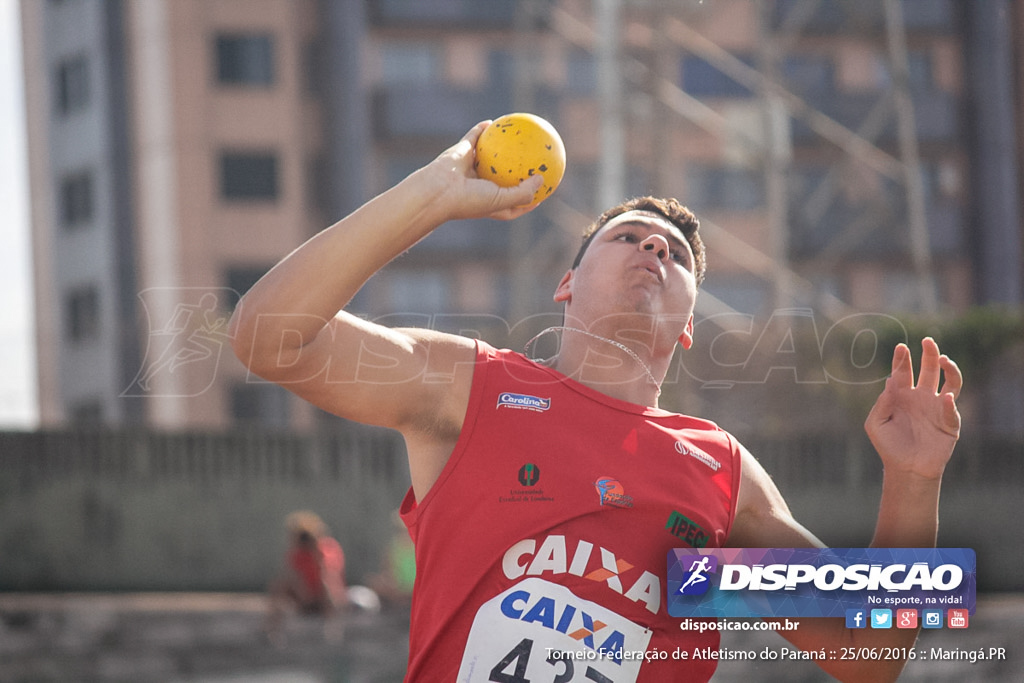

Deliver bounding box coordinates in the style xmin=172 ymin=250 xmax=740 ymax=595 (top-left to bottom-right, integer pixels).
xmin=457 ymin=578 xmax=653 ymax=683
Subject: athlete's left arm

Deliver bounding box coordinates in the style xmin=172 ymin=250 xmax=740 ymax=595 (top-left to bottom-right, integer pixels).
xmin=727 ymin=338 xmax=962 ymax=683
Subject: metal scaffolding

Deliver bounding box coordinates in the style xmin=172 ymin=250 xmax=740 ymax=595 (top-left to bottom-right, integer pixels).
xmin=512 ymin=0 xmax=942 ymax=323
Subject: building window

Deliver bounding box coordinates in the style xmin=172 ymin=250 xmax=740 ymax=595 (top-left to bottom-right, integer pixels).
xmin=370 ymin=0 xmax=517 ymax=26
xmin=565 ymin=50 xmax=597 ymax=95
xmin=59 ymin=171 xmax=93 ymax=228
xmin=216 ymin=33 xmax=274 ymax=86
xmin=389 ymin=269 xmax=450 ymax=314
xmin=687 ymin=166 xmax=765 ymax=211
xmin=306 ymin=155 xmax=330 ymax=215
xmin=65 ymin=286 xmax=100 ymax=343
xmin=220 ymin=151 xmax=279 ymax=201
xmin=70 ymin=399 xmax=104 ymax=425
xmin=781 ymin=55 xmax=835 ymax=97
xmin=231 ymin=382 xmax=290 ymax=426
xmin=379 ymin=42 xmax=440 ymax=85
xmin=682 ymin=55 xmax=755 ymax=98
xmin=55 ymin=54 xmax=89 ymax=114
xmin=225 ymin=265 xmax=271 ymax=305
xmin=303 ymin=39 xmax=324 ymax=95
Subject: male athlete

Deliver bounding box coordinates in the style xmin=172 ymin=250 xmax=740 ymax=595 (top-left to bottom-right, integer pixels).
xmin=230 ymin=121 xmax=962 ymax=682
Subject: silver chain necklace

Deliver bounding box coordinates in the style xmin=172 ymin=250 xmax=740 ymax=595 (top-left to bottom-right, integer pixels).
xmin=523 ymin=326 xmax=662 ymax=396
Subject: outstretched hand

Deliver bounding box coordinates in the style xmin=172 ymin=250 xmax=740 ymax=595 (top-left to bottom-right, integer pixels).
xmin=427 ymin=121 xmax=545 ymax=222
xmin=864 ymin=337 xmax=962 ymax=480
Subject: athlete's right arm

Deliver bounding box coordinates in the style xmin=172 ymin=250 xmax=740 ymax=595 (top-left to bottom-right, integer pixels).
xmin=229 ymin=123 xmax=543 ymax=496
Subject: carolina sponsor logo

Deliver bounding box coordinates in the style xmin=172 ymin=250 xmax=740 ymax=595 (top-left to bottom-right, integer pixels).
xmin=594 ymin=476 xmax=634 ymax=508
xmin=674 ymin=440 xmax=721 ymax=471
xmin=665 ymin=510 xmax=710 ymax=548
xmin=497 ymin=392 xmax=551 ymax=412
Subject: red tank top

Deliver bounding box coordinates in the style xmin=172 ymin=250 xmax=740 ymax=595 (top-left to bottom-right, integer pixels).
xmin=400 ymin=342 xmax=741 ymax=682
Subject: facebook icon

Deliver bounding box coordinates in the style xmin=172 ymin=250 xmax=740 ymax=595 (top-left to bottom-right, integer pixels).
xmin=845 ymin=609 xmax=867 ymax=629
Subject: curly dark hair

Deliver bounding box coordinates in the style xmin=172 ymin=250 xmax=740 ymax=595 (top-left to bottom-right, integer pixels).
xmin=570 ymin=196 xmax=706 ymax=286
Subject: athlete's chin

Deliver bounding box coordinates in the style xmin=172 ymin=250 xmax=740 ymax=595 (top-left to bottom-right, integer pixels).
xmin=627 ymin=291 xmax=694 ymax=319
xmin=622 ymin=294 xmax=673 ymax=318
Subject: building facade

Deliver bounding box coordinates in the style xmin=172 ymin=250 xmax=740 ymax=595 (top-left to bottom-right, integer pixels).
xmin=22 ymin=0 xmax=1022 ymax=431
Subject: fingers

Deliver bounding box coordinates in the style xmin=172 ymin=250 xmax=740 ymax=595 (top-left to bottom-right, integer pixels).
xmin=917 ymin=337 xmax=942 ymax=394
xmin=939 ymin=354 xmax=963 ymax=400
xmin=900 ymin=337 xmax=963 ymax=399
xmin=865 ymin=376 xmax=895 ymax=426
xmin=940 ymin=392 xmax=962 ymax=437
xmin=484 ymin=175 xmax=545 ymax=218
xmin=918 ymin=337 xmax=963 ymax=399
xmin=889 ymin=342 xmax=913 ymax=389
xmin=440 ymin=121 xmax=493 ymax=165
xmin=463 ymin=120 xmax=492 ymax=147
xmin=511 ymin=174 xmax=545 ymax=205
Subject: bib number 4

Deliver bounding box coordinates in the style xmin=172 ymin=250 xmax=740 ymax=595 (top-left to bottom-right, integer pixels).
xmin=490 ymin=638 xmax=613 ymax=683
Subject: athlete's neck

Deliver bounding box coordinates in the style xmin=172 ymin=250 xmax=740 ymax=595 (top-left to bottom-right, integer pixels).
xmin=528 ymin=326 xmax=665 ymax=407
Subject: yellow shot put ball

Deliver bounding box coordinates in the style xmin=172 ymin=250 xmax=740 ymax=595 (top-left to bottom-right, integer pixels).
xmin=474 ymin=113 xmax=566 ymax=208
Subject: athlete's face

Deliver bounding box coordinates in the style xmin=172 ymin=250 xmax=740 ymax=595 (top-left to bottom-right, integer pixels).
xmin=554 ymin=211 xmax=697 ymax=348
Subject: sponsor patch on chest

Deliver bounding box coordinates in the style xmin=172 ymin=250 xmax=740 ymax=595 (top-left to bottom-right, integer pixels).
xmin=497 ymin=392 xmax=551 ymax=412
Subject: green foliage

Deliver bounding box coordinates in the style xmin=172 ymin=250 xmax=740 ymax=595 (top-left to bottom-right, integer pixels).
xmin=819 ymin=305 xmax=1024 ymax=430
xmin=882 ymin=305 xmax=1024 ymax=383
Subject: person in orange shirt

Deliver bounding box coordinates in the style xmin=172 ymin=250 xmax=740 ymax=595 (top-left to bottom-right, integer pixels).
xmin=266 ymin=510 xmax=347 ymax=643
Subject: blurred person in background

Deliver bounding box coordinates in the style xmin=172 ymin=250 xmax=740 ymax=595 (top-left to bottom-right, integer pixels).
xmin=266 ymin=510 xmax=348 ymax=644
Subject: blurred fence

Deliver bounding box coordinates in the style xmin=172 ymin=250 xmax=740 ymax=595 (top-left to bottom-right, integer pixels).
xmin=746 ymin=431 xmax=1024 ymax=488
xmin=0 ymin=425 xmax=410 ymax=592
xmin=0 ymin=426 xmax=407 ymax=489
xmin=1 ymin=426 xmax=1021 ymax=591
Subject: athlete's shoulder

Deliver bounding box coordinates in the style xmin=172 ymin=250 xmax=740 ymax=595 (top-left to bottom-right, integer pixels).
xmin=659 ymin=409 xmax=730 ymax=435
xmin=483 ymin=343 xmax=536 ymax=363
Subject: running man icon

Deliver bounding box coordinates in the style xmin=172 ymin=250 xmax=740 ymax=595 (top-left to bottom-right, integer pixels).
xmin=679 ymin=556 xmax=716 ymax=595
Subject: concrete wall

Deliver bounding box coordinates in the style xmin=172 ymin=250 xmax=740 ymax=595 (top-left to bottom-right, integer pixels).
xmin=0 ymin=427 xmax=410 ymax=591
xmin=1 ymin=427 xmax=1020 ymax=592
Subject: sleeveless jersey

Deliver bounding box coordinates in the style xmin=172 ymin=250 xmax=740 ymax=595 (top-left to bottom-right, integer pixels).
xmin=400 ymin=342 xmax=741 ymax=682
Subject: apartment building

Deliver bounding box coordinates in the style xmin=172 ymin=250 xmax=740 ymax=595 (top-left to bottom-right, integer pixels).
xmin=22 ymin=0 xmax=1020 ymax=430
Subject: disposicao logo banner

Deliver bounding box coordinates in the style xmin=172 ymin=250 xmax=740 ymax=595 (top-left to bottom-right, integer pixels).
xmin=667 ymin=548 xmax=976 ymax=618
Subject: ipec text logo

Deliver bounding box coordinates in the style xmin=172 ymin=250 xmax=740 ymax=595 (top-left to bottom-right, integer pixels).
xmin=677 ymin=555 xmax=718 ymax=596
xmin=518 ymin=463 xmax=541 ymax=487
xmin=665 ymin=510 xmax=710 ymax=548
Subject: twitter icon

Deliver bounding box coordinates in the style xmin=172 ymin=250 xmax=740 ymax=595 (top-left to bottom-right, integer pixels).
xmin=870 ymin=609 xmax=892 ymax=629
